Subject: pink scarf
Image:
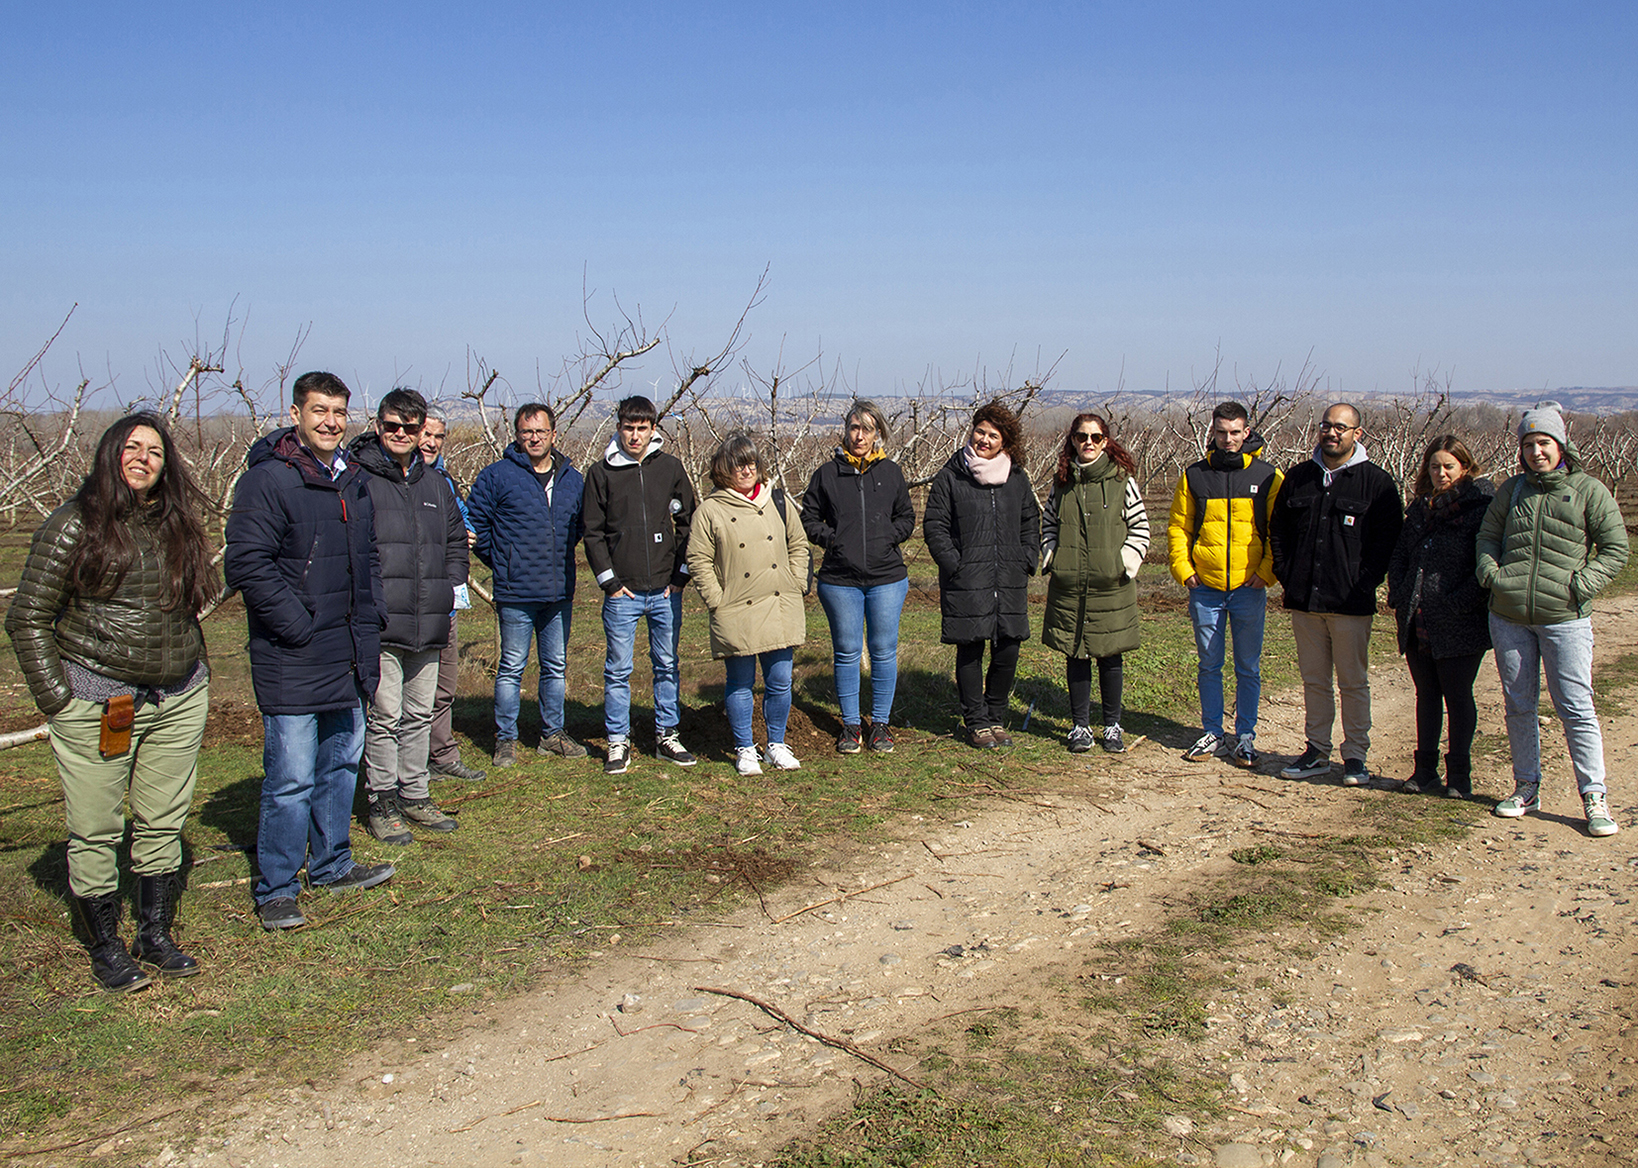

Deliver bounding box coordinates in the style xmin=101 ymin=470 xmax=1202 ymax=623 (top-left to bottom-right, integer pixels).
xmin=965 ymin=445 xmax=1012 ymax=486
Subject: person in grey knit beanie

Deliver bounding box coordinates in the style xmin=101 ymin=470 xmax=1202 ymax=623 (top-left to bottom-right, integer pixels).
xmin=1517 ymin=400 xmax=1570 ymax=454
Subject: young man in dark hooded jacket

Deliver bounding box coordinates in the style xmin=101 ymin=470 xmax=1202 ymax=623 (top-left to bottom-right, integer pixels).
xmin=226 ymin=371 xmax=394 ymax=931
xmin=347 ymin=388 xmax=469 ymax=846
xmin=582 ymin=396 xmax=698 ymax=776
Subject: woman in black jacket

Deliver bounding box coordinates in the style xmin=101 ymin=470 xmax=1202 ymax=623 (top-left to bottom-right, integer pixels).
xmin=801 ymin=401 xmax=916 ymax=755
xmin=923 ymin=401 xmax=1040 ymax=748
xmin=6 ymin=414 xmax=218 ymax=992
xmin=1385 ymin=436 xmax=1494 ymax=797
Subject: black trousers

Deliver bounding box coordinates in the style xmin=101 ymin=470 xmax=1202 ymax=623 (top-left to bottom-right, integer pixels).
xmin=954 ymin=637 xmax=1022 ymax=729
xmin=1403 ymin=643 xmax=1484 ymax=769
xmin=1067 ymin=654 xmax=1124 ymax=728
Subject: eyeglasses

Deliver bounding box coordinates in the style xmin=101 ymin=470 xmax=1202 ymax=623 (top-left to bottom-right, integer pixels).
xmin=1318 ymin=421 xmax=1356 ymax=433
xmin=379 ymin=420 xmax=423 ymax=436
xmin=1073 ymin=431 xmax=1107 ymax=444
xmin=517 ymin=429 xmax=553 ymax=439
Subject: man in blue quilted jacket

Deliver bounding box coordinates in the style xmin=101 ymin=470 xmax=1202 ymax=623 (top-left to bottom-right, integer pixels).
xmin=467 ymin=404 xmax=585 ymax=766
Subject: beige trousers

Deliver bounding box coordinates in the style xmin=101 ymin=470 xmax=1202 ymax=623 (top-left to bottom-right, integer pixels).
xmin=1290 ymin=611 xmax=1374 ymax=761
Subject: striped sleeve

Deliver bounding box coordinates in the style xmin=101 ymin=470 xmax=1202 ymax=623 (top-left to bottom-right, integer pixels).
xmin=1121 ymin=477 xmax=1151 ymax=578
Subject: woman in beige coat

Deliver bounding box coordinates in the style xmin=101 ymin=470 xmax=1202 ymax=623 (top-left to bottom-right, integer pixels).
xmin=687 ymin=434 xmax=809 ymax=775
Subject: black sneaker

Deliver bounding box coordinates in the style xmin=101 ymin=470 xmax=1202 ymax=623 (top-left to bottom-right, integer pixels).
xmin=318 ymin=862 xmax=395 ymax=893
xmin=866 ymin=723 xmax=894 ymax=753
xmin=604 ymin=741 xmax=631 ymax=775
xmin=1067 ymin=725 xmax=1096 ymax=754
xmin=1100 ymin=725 xmax=1126 ymax=754
xmin=1280 ymin=746 xmax=1331 ymax=780
xmin=656 ymin=732 xmax=696 ymax=767
xmin=257 ymin=897 xmax=306 ymax=931
xmin=1341 ymin=758 xmax=1370 ymax=787
xmin=836 ymin=724 xmax=864 ymax=754
xmin=430 ymin=757 xmax=487 ymax=782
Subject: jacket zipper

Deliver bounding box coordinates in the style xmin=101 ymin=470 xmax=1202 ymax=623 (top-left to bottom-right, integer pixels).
xmin=638 ymin=458 xmax=653 ymax=587
xmin=856 ymin=469 xmax=868 ymax=575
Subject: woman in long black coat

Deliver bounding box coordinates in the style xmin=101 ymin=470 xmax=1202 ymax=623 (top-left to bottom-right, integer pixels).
xmin=1385 ymin=435 xmax=1495 ymax=797
xmin=923 ymin=400 xmax=1040 ymax=748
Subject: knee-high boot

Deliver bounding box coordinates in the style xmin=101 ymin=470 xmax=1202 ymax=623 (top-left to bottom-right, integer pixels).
xmin=130 ymin=872 xmax=200 ymax=977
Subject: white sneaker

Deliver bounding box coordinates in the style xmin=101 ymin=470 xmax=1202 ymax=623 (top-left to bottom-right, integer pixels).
xmin=735 ymin=747 xmax=763 ymax=776
xmin=762 ymin=742 xmax=802 ymax=770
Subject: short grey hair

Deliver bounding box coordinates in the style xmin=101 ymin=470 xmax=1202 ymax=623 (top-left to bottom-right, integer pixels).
xmin=845 ymin=399 xmax=890 ymax=451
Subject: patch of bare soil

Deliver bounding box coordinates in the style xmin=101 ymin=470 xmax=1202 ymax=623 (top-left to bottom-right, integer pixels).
xmin=121 ymin=603 xmax=1638 ymax=1168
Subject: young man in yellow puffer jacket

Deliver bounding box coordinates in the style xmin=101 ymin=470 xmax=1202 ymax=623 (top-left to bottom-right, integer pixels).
xmin=1167 ymin=401 xmax=1283 ymax=767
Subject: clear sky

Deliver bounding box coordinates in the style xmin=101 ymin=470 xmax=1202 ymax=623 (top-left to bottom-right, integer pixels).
xmin=4 ymin=2 xmax=1635 ymax=409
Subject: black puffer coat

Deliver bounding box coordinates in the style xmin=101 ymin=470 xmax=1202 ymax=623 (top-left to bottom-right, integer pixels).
xmin=6 ymin=502 xmax=207 ymax=717
xmin=922 ymin=448 xmax=1040 ymax=644
xmin=347 ymin=436 xmax=469 ymax=652
xmin=1386 ymin=477 xmax=1495 ymax=658
xmin=800 ymin=452 xmax=916 ymax=589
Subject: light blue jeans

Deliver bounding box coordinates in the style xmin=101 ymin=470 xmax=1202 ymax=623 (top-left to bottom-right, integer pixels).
xmin=725 ymin=649 xmax=795 ymax=750
xmin=255 ymin=704 xmax=365 ymax=904
xmin=495 ymin=600 xmax=573 ymax=743
xmin=602 ymin=588 xmax=682 ymax=743
xmin=1490 ymin=613 xmax=1606 ymax=796
xmin=1189 ymin=584 xmax=1267 ymax=739
xmin=817 ymin=577 xmax=909 ymax=726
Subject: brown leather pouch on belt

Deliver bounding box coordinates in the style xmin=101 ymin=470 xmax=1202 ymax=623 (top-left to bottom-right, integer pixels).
xmin=99 ymin=694 xmax=135 ymax=757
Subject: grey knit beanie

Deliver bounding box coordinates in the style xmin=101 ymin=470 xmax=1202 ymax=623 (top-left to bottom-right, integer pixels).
xmin=1518 ymin=400 xmax=1569 ymax=449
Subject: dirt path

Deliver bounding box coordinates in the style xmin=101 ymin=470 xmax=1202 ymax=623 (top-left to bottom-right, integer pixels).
xmin=163 ymin=602 xmax=1638 ymax=1168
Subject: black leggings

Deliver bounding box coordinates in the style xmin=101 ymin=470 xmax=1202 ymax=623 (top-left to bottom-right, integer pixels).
xmin=1067 ymin=654 xmax=1124 ymax=728
xmin=954 ymin=637 xmax=1022 ymax=728
xmin=1403 ymin=643 xmax=1484 ymax=764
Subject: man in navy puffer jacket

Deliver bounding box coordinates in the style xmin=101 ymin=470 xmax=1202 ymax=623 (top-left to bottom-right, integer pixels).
xmin=467 ymin=404 xmax=585 ymax=765
xmin=226 ymin=371 xmax=393 ymax=932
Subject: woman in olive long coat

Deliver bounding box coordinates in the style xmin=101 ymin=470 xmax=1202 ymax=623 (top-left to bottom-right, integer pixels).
xmin=922 ymin=401 xmax=1040 ymax=749
xmin=1041 ymin=413 xmax=1150 ymax=754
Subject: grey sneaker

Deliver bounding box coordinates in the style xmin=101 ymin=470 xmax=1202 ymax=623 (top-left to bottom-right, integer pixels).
xmin=319 ymin=862 xmax=395 ymax=893
xmin=1067 ymin=725 xmax=1095 ymax=754
xmin=1100 ymin=725 xmax=1126 ymax=754
xmin=656 ymin=732 xmax=697 ymax=767
xmin=493 ymin=739 xmax=517 ymax=768
xmin=1584 ymin=791 xmax=1619 ymax=837
xmin=1229 ymin=735 xmax=1259 ymax=768
xmin=1495 ymin=784 xmax=1541 ymax=818
xmin=1183 ymin=732 xmax=1223 ymax=762
xmin=400 ymin=798 xmax=458 ymax=833
xmin=430 ymin=757 xmax=487 ymax=782
xmin=1341 ymin=759 xmax=1370 ymax=786
xmin=1280 ymin=746 xmax=1331 ymax=779
xmin=835 ymin=724 xmax=864 ymax=754
xmin=538 ymin=731 xmax=588 ymax=759
xmin=604 ymin=740 xmax=631 ymax=775
xmin=366 ymin=796 xmax=414 ymax=847
xmin=866 ymin=723 xmax=895 ymax=753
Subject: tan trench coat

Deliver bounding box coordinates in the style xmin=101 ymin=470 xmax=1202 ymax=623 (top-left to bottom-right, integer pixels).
xmin=687 ymin=486 xmax=809 ymax=659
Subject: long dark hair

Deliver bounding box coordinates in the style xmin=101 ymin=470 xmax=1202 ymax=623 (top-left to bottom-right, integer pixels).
xmin=1055 ymin=412 xmax=1136 ymax=486
xmin=1412 ymin=435 xmax=1479 ymax=498
xmin=69 ymin=413 xmax=220 ymax=614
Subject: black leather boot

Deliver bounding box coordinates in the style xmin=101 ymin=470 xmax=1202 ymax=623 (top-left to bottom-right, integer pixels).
xmin=1401 ymin=748 xmax=1441 ymax=794
xmin=130 ymin=872 xmax=200 ymax=977
xmin=1445 ymin=752 xmax=1473 ymax=799
xmin=71 ymin=891 xmax=152 ymax=993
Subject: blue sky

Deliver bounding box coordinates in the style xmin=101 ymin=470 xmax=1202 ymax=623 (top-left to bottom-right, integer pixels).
xmin=3 ymin=2 xmax=1635 ymax=409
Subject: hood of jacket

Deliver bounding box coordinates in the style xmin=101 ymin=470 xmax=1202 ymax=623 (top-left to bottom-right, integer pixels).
xmin=603 ymin=431 xmax=665 ymax=468
xmin=1312 ymin=439 xmax=1369 ymax=486
xmin=1206 ymin=429 xmax=1269 ymax=471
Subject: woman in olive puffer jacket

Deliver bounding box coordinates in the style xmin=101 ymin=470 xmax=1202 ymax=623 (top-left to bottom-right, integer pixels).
xmin=7 ymin=414 xmax=219 ymax=992
xmin=1475 ymin=402 xmax=1629 ymax=835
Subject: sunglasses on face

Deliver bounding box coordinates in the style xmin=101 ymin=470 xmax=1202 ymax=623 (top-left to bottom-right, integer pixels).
xmin=379 ymin=421 xmax=423 ymax=436
xmin=1073 ymin=430 xmax=1106 ymax=444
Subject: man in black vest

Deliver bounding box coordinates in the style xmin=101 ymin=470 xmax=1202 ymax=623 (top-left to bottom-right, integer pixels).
xmin=1270 ymin=402 xmax=1403 ymax=786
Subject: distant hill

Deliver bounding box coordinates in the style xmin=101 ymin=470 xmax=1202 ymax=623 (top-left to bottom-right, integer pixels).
xmin=1025 ymin=387 xmax=1638 ymax=416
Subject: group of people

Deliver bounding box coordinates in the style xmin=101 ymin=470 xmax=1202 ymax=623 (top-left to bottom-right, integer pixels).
xmin=7 ymin=377 xmax=1626 ymax=993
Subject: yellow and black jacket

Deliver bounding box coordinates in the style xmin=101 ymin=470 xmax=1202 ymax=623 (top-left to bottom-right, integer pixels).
xmin=1166 ymin=434 xmax=1282 ymax=591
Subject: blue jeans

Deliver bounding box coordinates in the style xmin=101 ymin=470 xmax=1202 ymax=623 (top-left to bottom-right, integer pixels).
xmin=725 ymin=648 xmax=795 ymax=750
xmin=255 ymin=704 xmax=365 ymax=904
xmin=817 ymin=578 xmax=909 ymax=726
xmin=495 ymin=600 xmax=573 ymax=742
xmin=1189 ymin=584 xmax=1267 ymax=739
xmin=603 ymin=588 xmax=682 ymax=742
xmin=1491 ymin=614 xmax=1606 ymax=796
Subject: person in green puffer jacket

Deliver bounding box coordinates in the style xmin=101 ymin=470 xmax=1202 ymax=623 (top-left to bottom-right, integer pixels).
xmin=1041 ymin=413 xmax=1151 ymax=755
xmin=1475 ymin=401 xmax=1628 ymax=836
